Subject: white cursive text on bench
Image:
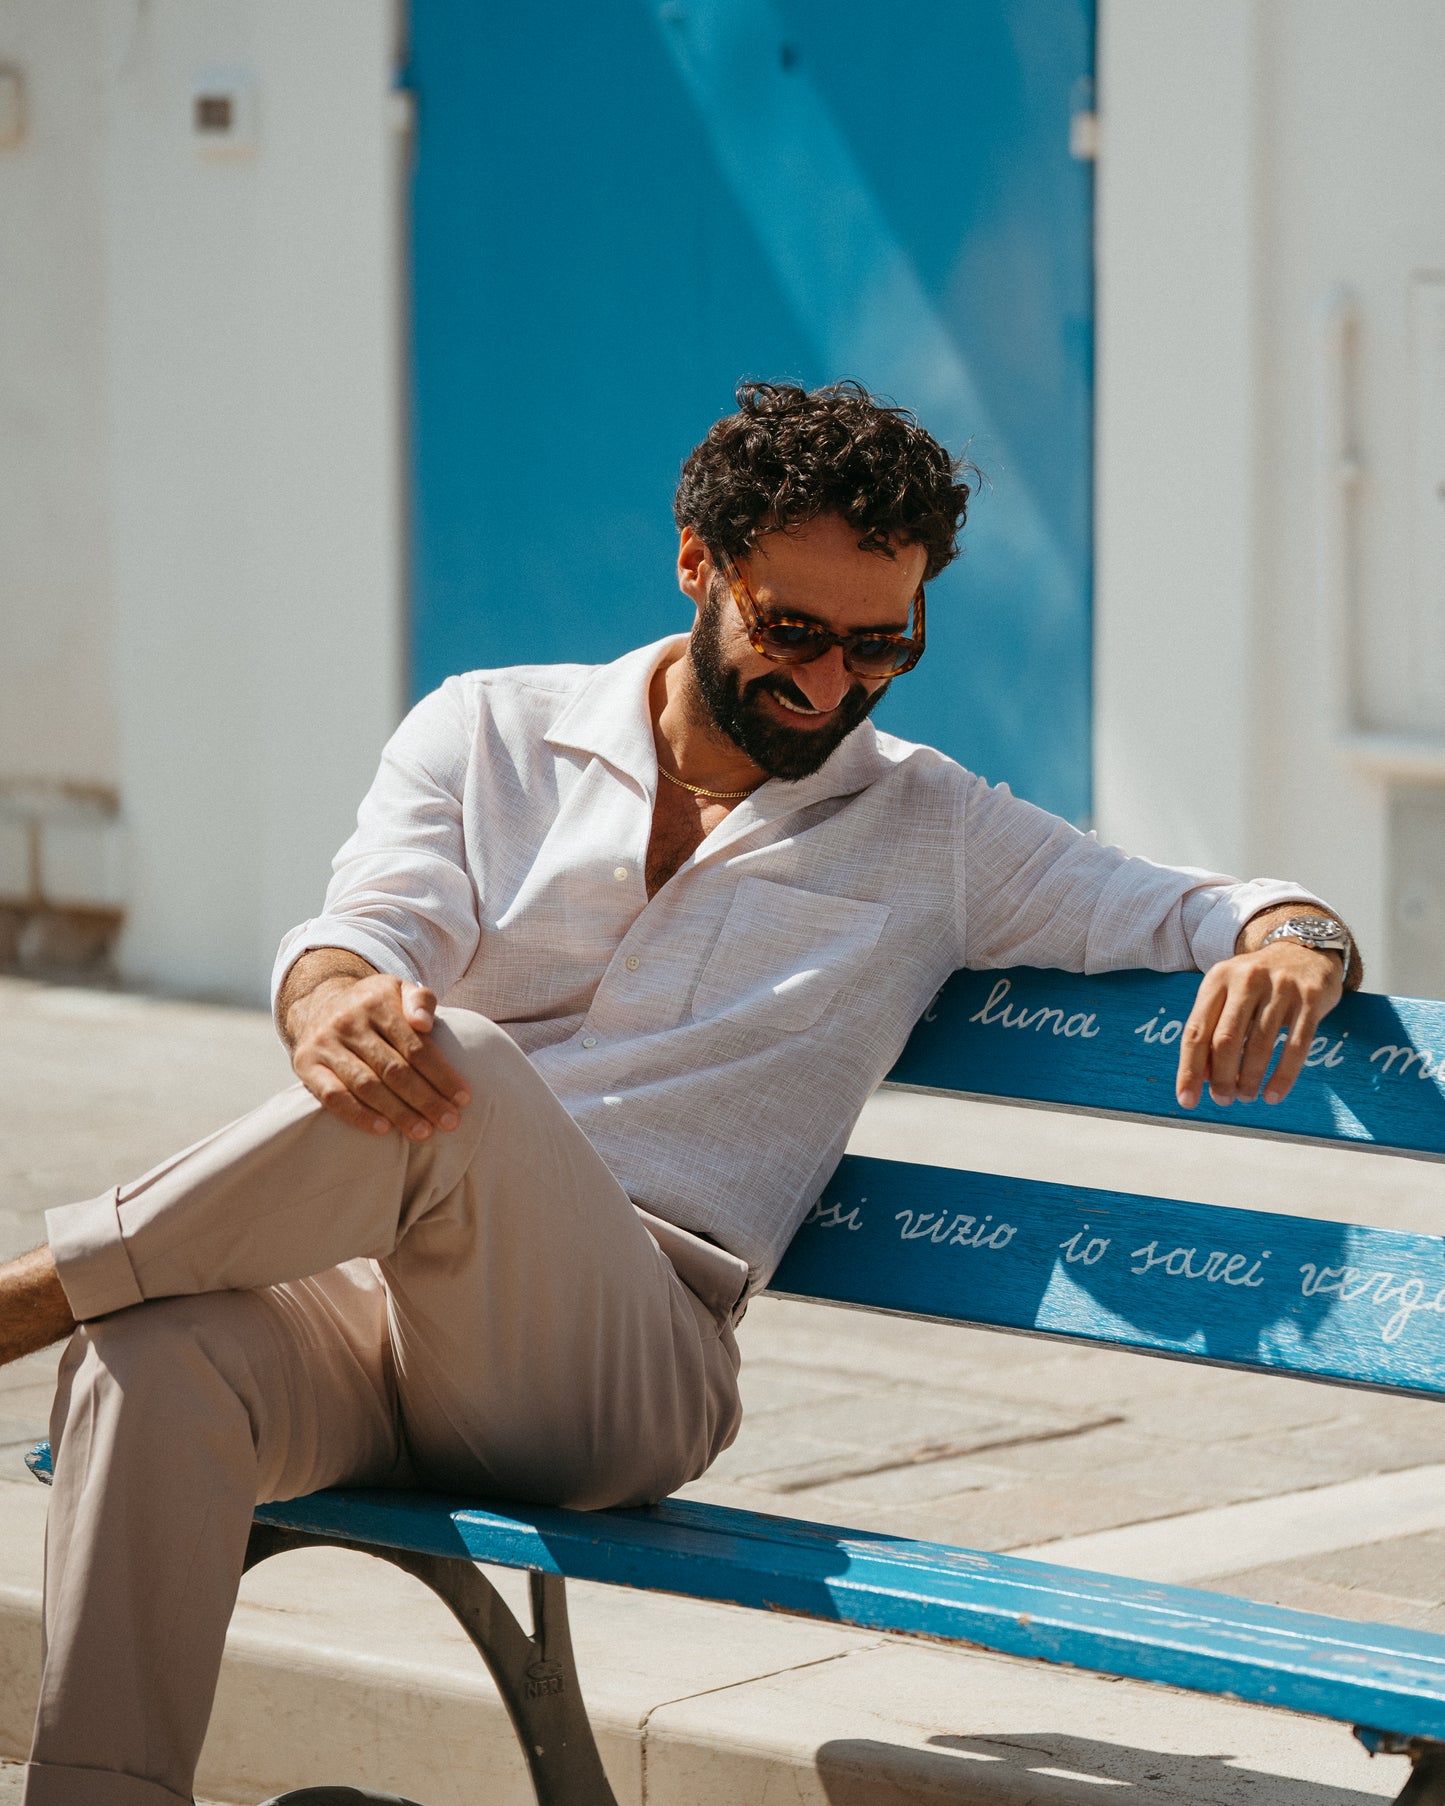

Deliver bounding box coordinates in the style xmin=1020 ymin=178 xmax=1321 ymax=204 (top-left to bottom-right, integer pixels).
xmin=1130 ymin=1241 xmax=1270 ymax=1287
xmin=804 ymin=1198 xmax=864 ymax=1232
xmin=968 ymin=978 xmax=1099 ymax=1039
xmin=1369 ymin=1044 xmax=1445 ymax=1081
xmin=1134 ymin=1009 xmax=1347 ymax=1068
xmin=895 ymin=1209 xmax=1017 ymax=1250
xmin=1299 ymin=1263 xmax=1445 ymax=1343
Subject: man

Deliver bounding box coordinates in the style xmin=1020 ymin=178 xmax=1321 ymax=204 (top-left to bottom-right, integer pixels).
xmin=0 ymin=381 xmax=1357 ymax=1805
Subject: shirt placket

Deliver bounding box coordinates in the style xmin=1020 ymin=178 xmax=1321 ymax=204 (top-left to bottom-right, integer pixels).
xmin=572 ymin=785 xmax=659 ymax=1049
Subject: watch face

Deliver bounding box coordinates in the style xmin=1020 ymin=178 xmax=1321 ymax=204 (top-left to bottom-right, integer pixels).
xmin=1271 ymin=915 xmax=1350 ymax=952
xmin=1290 ymin=916 xmax=1342 ymax=936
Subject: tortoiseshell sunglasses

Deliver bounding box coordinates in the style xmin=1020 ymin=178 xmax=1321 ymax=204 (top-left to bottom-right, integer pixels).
xmin=716 ymin=548 xmax=926 ymax=678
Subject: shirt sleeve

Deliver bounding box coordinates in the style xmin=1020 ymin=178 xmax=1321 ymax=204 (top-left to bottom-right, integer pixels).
xmin=958 ymin=773 xmax=1325 ymax=974
xmin=270 ymin=678 xmax=482 ymax=1014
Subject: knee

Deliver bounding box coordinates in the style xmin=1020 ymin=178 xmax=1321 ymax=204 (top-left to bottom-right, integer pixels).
xmin=57 ymin=1294 xmax=265 ymax=1431
xmin=48 ymin=1296 xmax=288 ymax=1499
xmin=69 ymin=1294 xmax=197 ymax=1380
xmin=429 ymin=1008 xmax=530 ymax=1100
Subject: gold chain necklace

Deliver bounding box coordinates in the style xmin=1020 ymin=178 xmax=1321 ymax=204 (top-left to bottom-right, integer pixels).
xmin=657 ymin=764 xmax=761 ymax=802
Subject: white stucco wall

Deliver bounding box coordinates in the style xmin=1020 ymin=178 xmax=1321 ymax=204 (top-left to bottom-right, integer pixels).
xmin=1096 ymin=0 xmax=1445 ymax=994
xmin=0 ymin=0 xmax=404 ymax=1000
xmin=0 ymin=2 xmax=115 ymax=790
xmin=103 ymin=0 xmax=405 ymax=1000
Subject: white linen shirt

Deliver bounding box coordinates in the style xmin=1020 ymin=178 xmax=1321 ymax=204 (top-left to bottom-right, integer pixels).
xmin=274 ymin=636 xmax=1319 ymax=1292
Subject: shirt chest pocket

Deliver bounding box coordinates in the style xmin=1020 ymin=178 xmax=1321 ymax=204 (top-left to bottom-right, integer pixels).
xmin=691 ymin=877 xmax=892 ymax=1034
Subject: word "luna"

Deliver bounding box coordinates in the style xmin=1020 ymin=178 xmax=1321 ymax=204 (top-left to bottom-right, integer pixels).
xmin=968 ymin=979 xmax=1100 ymax=1039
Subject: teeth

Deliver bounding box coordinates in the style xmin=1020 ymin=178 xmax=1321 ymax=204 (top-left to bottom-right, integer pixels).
xmin=774 ymin=693 xmax=822 ymax=715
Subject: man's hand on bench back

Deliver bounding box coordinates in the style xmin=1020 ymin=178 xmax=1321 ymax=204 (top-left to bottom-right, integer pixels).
xmin=279 ymin=948 xmax=472 ymax=1141
xmin=1176 ymin=904 xmax=1349 ymax=1111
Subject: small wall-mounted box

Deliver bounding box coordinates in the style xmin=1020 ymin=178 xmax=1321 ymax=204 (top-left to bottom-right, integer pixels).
xmin=190 ymin=69 xmax=257 ymax=157
xmin=0 ymin=66 xmax=25 ymax=150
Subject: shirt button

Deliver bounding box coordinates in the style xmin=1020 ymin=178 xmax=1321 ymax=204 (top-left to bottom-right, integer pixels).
xmin=581 ymin=1035 xmax=598 ymax=1048
xmin=625 ymin=955 xmax=640 ymax=971
xmin=613 ymin=866 xmax=629 ymax=882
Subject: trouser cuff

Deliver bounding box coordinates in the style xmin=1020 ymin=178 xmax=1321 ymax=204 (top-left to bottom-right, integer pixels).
xmin=45 ymin=1189 xmax=145 ymax=1321
xmin=23 ymin=1760 xmax=191 ymax=1806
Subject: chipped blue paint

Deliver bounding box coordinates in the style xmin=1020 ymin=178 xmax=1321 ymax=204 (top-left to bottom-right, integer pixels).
xmin=27 ymin=1430 xmax=1445 ymax=1742
xmin=245 ymin=1488 xmax=1445 ymax=1742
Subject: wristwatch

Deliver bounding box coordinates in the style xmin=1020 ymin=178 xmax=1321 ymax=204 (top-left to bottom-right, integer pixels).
xmin=1260 ymin=913 xmax=1354 ymax=974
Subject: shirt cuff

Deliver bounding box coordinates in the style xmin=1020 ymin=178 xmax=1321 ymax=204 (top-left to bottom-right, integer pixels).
xmin=270 ymin=920 xmax=425 ymax=1028
xmin=1187 ymin=879 xmax=1328 ymax=973
xmin=46 ymin=1189 xmax=145 ymax=1322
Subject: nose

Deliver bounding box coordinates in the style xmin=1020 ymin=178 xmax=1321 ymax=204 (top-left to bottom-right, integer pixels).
xmin=789 ymin=645 xmax=851 ymax=713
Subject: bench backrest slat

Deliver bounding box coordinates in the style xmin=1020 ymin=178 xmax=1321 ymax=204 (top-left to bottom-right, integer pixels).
xmin=893 ymin=970 xmax=1445 ymax=1158
xmin=767 ymin=1153 xmax=1445 ymax=1398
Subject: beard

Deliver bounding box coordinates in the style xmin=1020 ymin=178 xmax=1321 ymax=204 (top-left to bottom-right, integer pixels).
xmin=689 ymin=580 xmax=889 ymax=782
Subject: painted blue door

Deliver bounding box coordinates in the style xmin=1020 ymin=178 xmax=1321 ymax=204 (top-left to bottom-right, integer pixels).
xmin=408 ymin=0 xmax=1094 ymax=822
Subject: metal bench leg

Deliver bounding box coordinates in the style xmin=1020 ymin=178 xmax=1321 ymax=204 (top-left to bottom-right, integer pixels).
xmin=1355 ymin=1730 xmax=1445 ymax=1805
xmin=245 ymin=1523 xmax=618 ymax=1806
xmin=1398 ymin=1749 xmax=1445 ymax=1806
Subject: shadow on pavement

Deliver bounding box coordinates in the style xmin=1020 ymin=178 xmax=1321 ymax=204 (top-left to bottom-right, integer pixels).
xmin=810 ymin=1730 xmax=1396 ymax=1802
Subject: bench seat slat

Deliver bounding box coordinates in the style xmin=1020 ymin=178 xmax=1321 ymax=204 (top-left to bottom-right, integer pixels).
xmin=897 ymin=970 xmax=1445 ymax=1158
xmin=240 ymin=1480 xmax=1445 ymax=1741
xmin=28 ymin=1441 xmax=1442 ymax=1741
xmin=767 ymin=1155 xmax=1445 ymax=1398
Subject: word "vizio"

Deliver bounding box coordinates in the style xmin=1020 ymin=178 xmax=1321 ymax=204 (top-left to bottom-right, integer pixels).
xmin=895 ymin=1210 xmax=1017 ymax=1250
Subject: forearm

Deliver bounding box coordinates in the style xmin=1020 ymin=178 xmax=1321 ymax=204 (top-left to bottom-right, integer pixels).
xmin=276 ymin=947 xmax=380 ymax=1051
xmin=0 ymin=1246 xmax=75 ymax=1365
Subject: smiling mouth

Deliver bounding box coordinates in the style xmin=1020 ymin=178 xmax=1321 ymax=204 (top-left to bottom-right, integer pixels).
xmin=770 ymin=690 xmax=831 ymax=719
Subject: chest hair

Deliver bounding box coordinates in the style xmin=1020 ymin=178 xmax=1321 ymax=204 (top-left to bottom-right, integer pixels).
xmin=645 ymin=785 xmax=737 ymax=898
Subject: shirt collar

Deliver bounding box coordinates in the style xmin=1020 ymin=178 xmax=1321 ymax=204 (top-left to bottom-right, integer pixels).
xmin=543 ymin=637 xmax=675 ymax=783
xmin=544 ymin=633 xmax=895 ymax=820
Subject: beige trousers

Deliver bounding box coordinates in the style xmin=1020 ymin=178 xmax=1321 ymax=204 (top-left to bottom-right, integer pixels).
xmin=25 ymin=1009 xmax=745 ymax=1806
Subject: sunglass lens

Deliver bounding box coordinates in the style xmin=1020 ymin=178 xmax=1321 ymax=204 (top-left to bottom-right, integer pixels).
xmin=848 ymin=640 xmax=913 ymax=677
xmin=757 ymin=623 xmax=831 ymax=660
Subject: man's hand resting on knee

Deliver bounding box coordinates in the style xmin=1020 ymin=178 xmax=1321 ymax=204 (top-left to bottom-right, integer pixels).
xmin=279 ymin=948 xmax=472 ymax=1141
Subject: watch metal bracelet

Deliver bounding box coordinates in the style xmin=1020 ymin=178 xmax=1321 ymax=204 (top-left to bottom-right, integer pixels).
xmin=1259 ymin=914 xmax=1357 ymax=986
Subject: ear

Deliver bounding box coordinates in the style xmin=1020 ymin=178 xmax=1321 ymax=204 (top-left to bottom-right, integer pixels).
xmin=677 ymin=527 xmax=710 ymax=616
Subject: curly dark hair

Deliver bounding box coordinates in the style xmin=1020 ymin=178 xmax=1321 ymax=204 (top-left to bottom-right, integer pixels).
xmin=674 ymin=380 xmax=975 ymax=581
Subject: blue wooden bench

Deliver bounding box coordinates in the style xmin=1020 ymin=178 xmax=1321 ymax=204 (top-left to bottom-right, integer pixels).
xmin=29 ymin=967 xmax=1445 ymax=1805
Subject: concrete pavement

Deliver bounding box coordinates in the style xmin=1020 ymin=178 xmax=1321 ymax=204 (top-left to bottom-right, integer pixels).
xmin=2 ymin=974 xmax=1442 ymax=1800
xmin=0 ymin=1764 xmax=225 ymax=1805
